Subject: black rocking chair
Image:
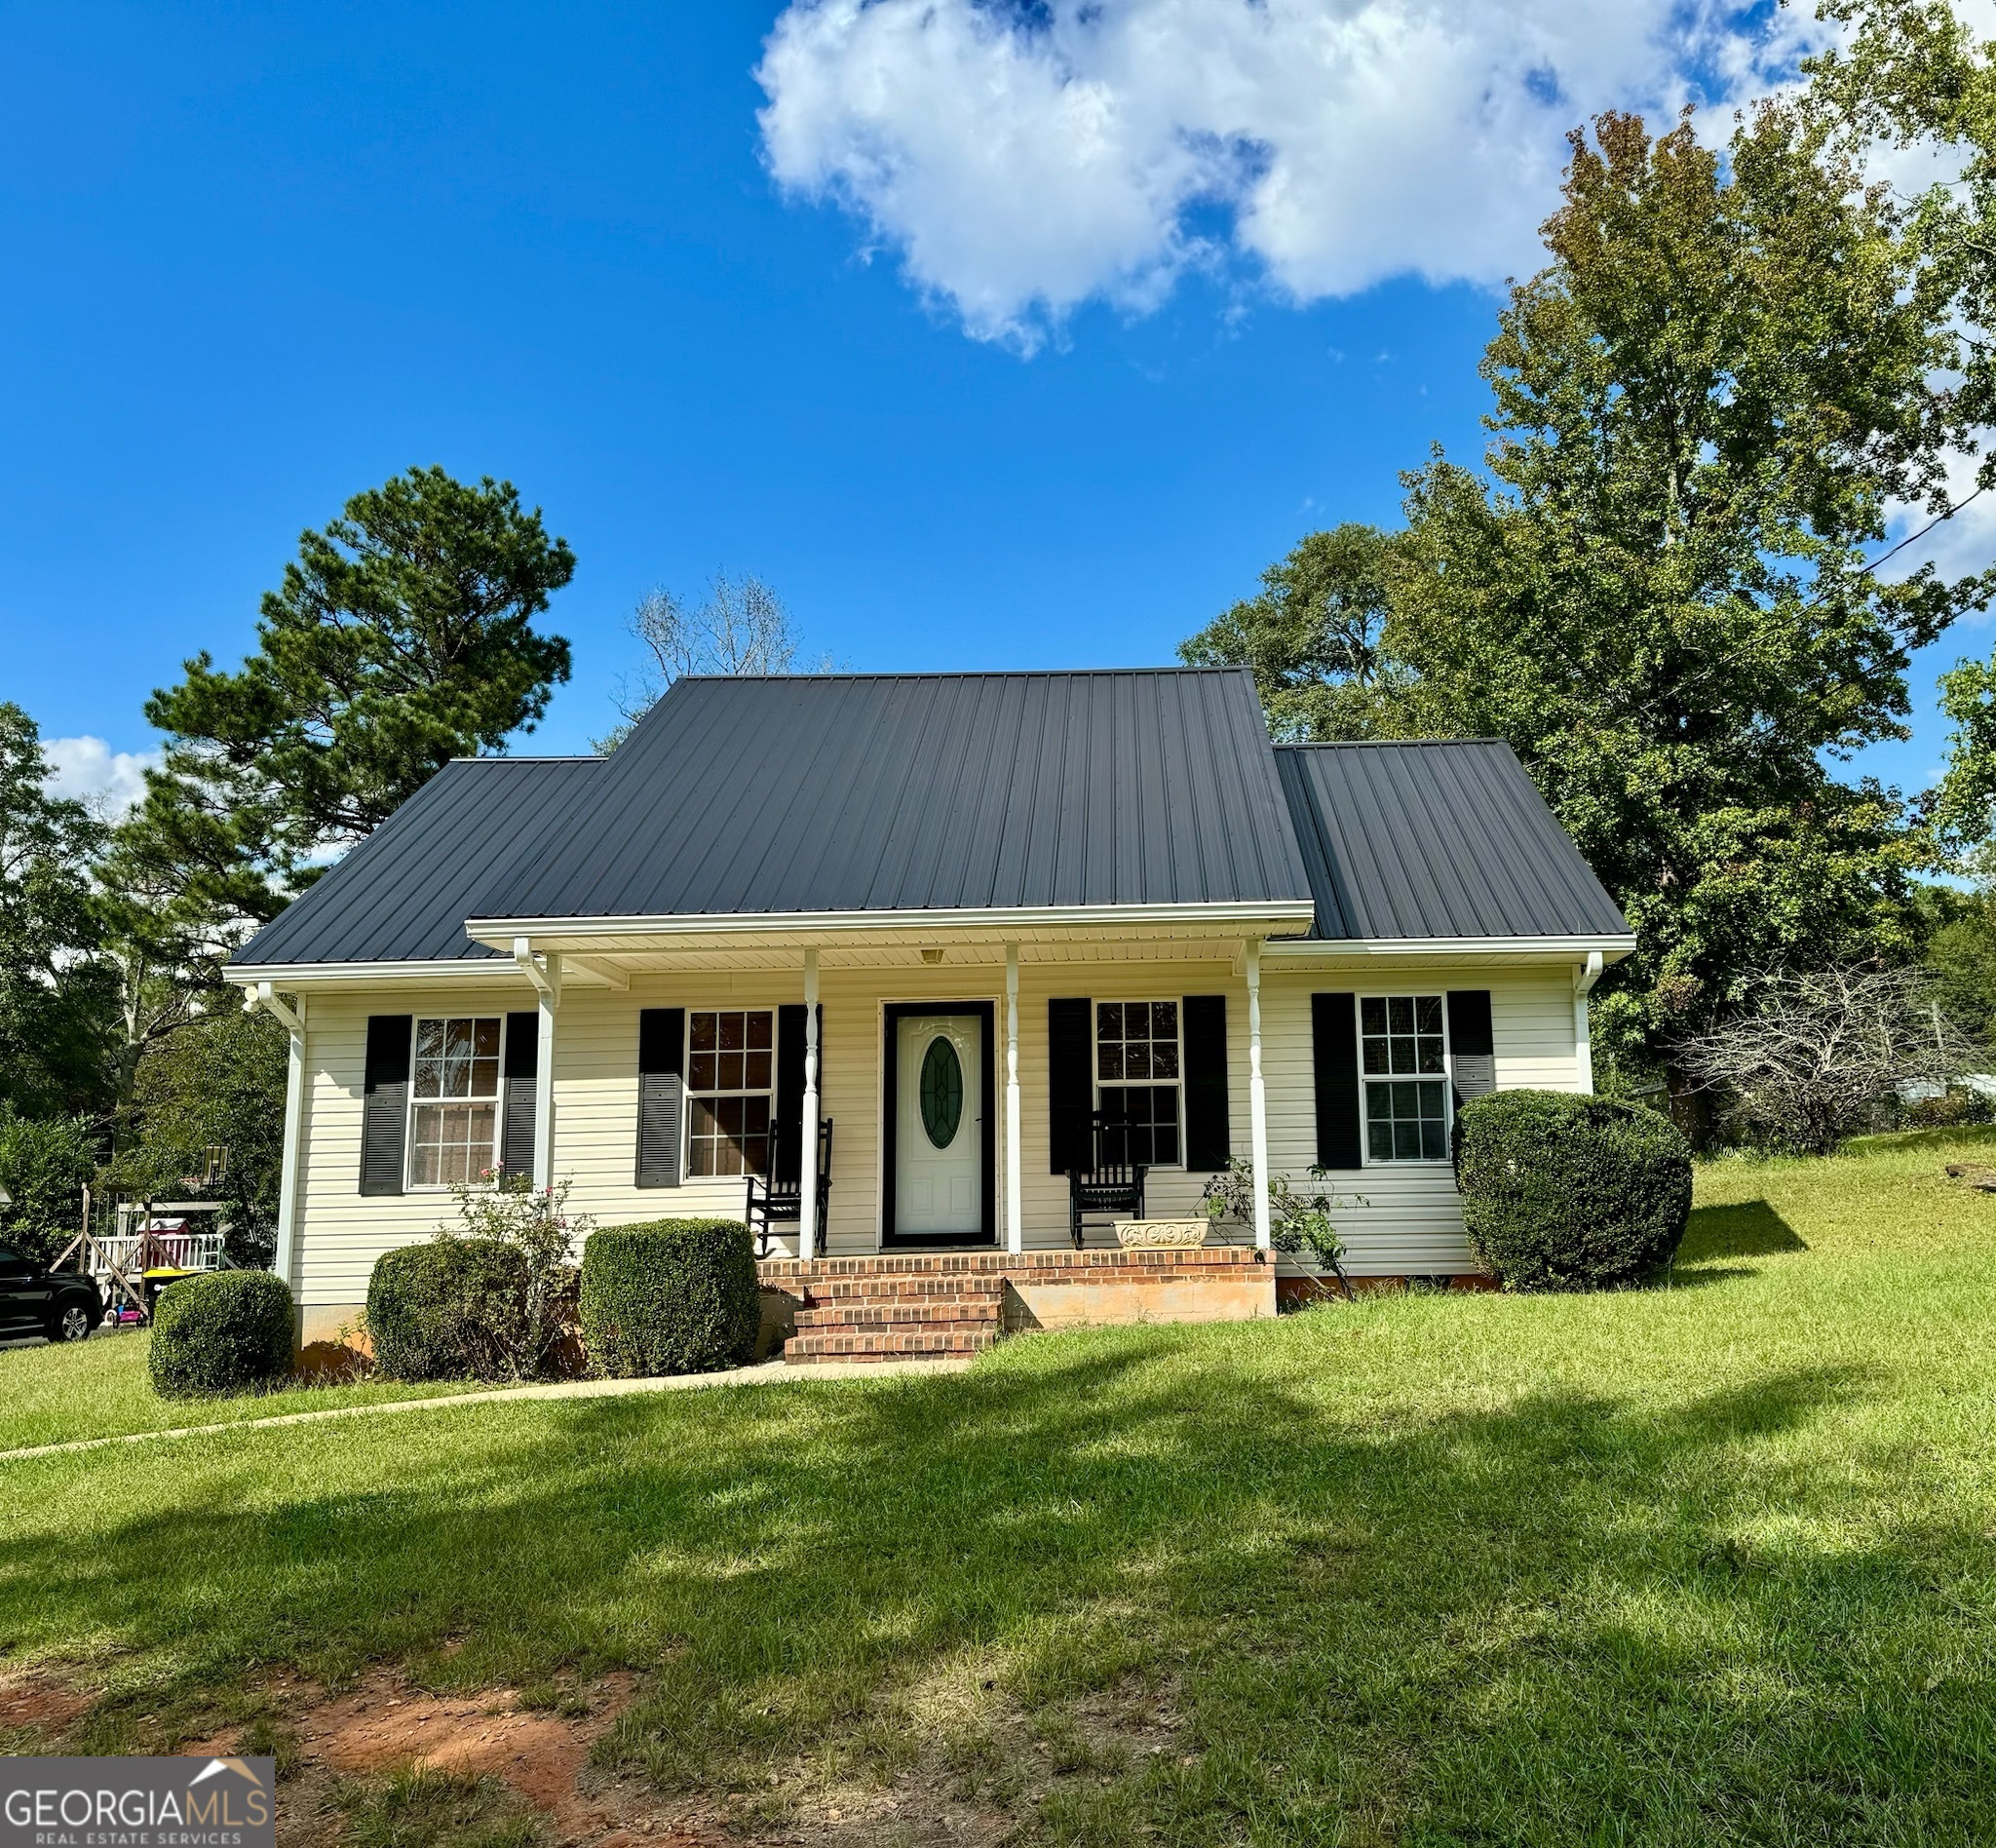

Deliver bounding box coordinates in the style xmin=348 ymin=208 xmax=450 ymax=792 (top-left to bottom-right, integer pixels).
xmin=1066 ymin=1111 xmax=1146 ymax=1250
xmin=745 ymin=1117 xmax=834 ymax=1258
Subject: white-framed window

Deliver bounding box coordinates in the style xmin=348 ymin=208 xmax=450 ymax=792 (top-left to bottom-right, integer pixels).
xmin=687 ymin=1009 xmax=774 ymax=1177
xmin=408 ymin=1017 xmax=503 ymax=1187
xmin=1096 ymin=1000 xmax=1182 ymax=1167
xmin=1360 ymin=995 xmax=1450 ymax=1162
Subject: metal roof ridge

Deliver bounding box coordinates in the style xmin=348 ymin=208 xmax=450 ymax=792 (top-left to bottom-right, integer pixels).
xmin=667 ymin=666 xmax=1252 ymax=683
xmin=1271 ymin=737 xmax=1508 ymax=751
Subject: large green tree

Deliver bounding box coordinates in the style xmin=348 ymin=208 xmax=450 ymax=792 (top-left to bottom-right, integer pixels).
xmin=115 ymin=1002 xmax=288 ymax=1268
xmin=1179 ymin=524 xmax=1401 ymax=739
xmin=0 ymin=704 xmax=113 ymax=1118
xmin=0 ymin=1106 xmax=98 ymax=1267
xmin=1189 ymin=103 xmax=1988 ymax=1068
xmin=1806 ymin=2 xmax=1996 ymax=849
xmin=85 ymin=467 xmax=575 ymax=1150
xmin=127 ymin=465 xmax=576 ymax=928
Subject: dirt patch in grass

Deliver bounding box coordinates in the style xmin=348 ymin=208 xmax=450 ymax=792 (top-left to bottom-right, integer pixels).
xmin=300 ymin=1672 xmax=633 ymax=1806
xmin=0 ymin=1660 xmax=1185 ymax=1843
xmin=591 ymin=1658 xmax=1189 ymax=1847
xmin=801 ymin=1669 xmax=1188 ymax=1846
xmin=179 ymin=1669 xmax=727 ymax=1848
xmin=0 ymin=1665 xmax=95 ymax=1743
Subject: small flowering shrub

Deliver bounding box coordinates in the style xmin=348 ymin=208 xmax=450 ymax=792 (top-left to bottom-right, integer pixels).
xmin=1202 ymin=1158 xmax=1363 ymax=1293
xmin=366 ymin=1172 xmax=591 ymax=1382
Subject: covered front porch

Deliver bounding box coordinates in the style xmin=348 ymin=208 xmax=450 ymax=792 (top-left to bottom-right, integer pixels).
xmin=471 ymin=904 xmax=1302 ymax=1270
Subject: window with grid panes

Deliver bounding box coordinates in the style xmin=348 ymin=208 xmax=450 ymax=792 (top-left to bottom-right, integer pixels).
xmin=687 ymin=1010 xmax=774 ymax=1176
xmin=409 ymin=1018 xmax=502 ymax=1185
xmin=1095 ymin=1000 xmax=1181 ymax=1166
xmin=1360 ymin=995 xmax=1450 ymax=1161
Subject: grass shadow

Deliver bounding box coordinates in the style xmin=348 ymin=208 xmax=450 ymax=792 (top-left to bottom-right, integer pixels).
xmin=3 ymin=1325 xmax=1986 ymax=1843
xmin=1679 ymin=1198 xmax=1808 ymax=1263
xmin=1660 ymin=1264 xmax=1760 ymax=1289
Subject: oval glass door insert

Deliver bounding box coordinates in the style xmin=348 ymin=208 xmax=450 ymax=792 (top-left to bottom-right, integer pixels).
xmin=919 ymin=1036 xmax=964 ymax=1148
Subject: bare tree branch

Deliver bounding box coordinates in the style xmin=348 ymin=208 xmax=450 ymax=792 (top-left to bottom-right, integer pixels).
xmin=598 ymin=572 xmax=826 ymax=751
xmin=1676 ymin=967 xmax=1987 ymax=1154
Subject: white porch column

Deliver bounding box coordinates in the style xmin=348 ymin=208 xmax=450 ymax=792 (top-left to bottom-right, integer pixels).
xmin=1005 ymin=943 xmax=1022 ymax=1254
xmin=515 ymin=938 xmax=561 ymax=1192
xmin=1573 ymin=951 xmax=1603 ymax=1096
xmin=251 ymin=982 xmax=307 ymax=1299
xmin=1246 ymin=939 xmax=1272 ymax=1252
xmin=799 ymin=948 xmax=822 ymax=1260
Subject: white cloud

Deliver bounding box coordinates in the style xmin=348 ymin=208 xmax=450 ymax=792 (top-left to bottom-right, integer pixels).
xmin=1875 ymin=441 xmax=1996 ymax=622
xmin=756 ymin=0 xmax=1823 ymax=347
xmin=42 ymin=736 xmax=160 ymax=819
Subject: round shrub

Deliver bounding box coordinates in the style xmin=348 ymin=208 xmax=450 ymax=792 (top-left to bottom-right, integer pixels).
xmin=148 ymin=1270 xmax=295 ymax=1399
xmin=1455 ymin=1089 xmax=1693 ymax=1291
xmin=580 ymin=1219 xmax=758 ymax=1377
xmin=366 ymin=1238 xmax=529 ymax=1381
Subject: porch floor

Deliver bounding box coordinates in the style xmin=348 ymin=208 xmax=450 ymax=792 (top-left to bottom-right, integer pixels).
xmin=756 ymin=1246 xmax=1274 ymax=1365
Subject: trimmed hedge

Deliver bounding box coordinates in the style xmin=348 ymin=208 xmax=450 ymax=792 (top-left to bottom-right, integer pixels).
xmin=366 ymin=1238 xmax=529 ymax=1381
xmin=580 ymin=1219 xmax=759 ymax=1377
xmin=148 ymin=1270 xmax=295 ymax=1399
xmin=1455 ymin=1089 xmax=1693 ymax=1291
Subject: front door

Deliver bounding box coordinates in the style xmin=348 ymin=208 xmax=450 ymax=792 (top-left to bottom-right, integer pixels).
xmin=886 ymin=1006 xmax=993 ymax=1244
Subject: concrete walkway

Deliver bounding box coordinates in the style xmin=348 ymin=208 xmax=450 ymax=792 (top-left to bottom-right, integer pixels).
xmin=0 ymin=1354 xmax=976 ymax=1464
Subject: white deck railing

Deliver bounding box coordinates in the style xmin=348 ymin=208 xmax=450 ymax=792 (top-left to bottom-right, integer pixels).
xmin=85 ymin=1230 xmax=229 ymax=1283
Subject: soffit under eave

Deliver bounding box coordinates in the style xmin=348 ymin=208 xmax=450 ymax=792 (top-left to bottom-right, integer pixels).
xmin=465 ymin=916 xmax=1313 ymax=962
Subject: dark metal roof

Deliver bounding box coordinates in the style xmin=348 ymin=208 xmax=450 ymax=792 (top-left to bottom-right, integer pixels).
xmin=1274 ymin=740 xmax=1630 ymax=941
xmin=469 ymin=670 xmax=1314 ymax=921
xmin=231 ymin=757 xmax=606 ymax=967
xmin=231 ymin=683 xmax=1627 ymax=968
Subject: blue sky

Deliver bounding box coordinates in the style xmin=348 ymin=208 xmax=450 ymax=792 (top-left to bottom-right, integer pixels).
xmin=2 ymin=1 xmax=1980 ymax=807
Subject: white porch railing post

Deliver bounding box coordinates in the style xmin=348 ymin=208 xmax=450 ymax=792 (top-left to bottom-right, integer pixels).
xmin=514 ymin=941 xmax=561 ymax=1194
xmin=799 ymin=948 xmax=821 ymax=1261
xmin=251 ymin=982 xmax=308 ymax=1300
xmin=1247 ymin=940 xmax=1272 ymax=1252
xmin=1006 ymin=943 xmax=1022 ymax=1254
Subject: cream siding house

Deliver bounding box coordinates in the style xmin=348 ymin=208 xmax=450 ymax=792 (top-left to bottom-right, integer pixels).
xmin=223 ymin=670 xmax=1632 ymax=1348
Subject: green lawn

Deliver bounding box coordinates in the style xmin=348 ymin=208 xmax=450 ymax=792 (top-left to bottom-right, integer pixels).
xmin=5 ymin=1130 xmax=1996 ymax=1843
xmin=0 ymin=1328 xmax=488 ymax=1452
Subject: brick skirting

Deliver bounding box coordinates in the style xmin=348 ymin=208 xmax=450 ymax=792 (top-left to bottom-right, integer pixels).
xmin=757 ymin=1247 xmax=1276 ymax=1366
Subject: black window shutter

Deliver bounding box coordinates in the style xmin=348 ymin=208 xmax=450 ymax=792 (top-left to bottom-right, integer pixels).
xmin=635 ymin=1007 xmax=685 ymax=1188
xmin=499 ymin=1011 xmax=539 ymax=1177
xmin=360 ymin=1015 xmax=412 ymax=1196
xmin=775 ymin=1003 xmax=807 ymax=1184
xmin=1181 ymin=994 xmax=1231 ymax=1171
xmin=1048 ymin=997 xmax=1094 ymax=1174
xmin=1312 ymin=993 xmax=1363 ymax=1170
xmin=1446 ymin=990 xmax=1496 ymax=1104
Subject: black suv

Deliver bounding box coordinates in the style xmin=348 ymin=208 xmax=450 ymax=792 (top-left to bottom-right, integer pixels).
xmin=0 ymin=1245 xmax=102 ymax=1343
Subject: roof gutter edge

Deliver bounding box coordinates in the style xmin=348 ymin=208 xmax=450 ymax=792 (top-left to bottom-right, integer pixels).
xmin=464 ymin=899 xmax=1320 ymax=947
xmin=1260 ymin=933 xmax=1636 ymax=960
xmin=223 ymin=958 xmax=520 ymax=987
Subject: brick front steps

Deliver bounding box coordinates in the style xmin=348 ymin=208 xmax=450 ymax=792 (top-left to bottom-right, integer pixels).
xmin=757 ymin=1247 xmax=1273 ymax=1366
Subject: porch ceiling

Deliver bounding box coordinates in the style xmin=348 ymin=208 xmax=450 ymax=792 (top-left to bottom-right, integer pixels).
xmin=545 ymin=936 xmax=1252 ymax=975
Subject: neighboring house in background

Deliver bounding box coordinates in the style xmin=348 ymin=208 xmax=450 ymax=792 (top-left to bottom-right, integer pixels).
xmin=223 ymin=669 xmax=1632 ymax=1356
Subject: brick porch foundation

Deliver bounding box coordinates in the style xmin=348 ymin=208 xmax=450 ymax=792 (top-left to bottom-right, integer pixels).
xmin=756 ymin=1246 xmax=1275 ymax=1365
